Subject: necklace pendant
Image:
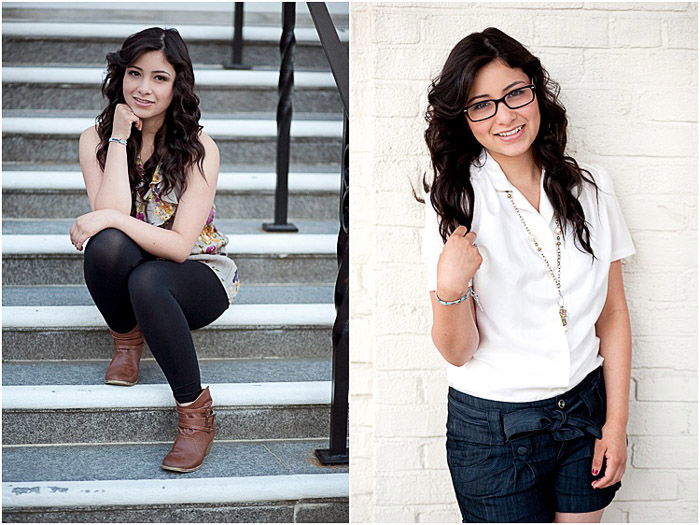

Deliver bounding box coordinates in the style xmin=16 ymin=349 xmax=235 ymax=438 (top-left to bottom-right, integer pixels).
xmin=559 ymin=306 xmax=568 ymax=328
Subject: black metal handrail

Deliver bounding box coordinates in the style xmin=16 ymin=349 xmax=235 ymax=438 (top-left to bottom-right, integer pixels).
xmin=307 ymin=1 xmax=349 ymax=466
xmin=225 ymin=2 xmax=349 ymax=465
xmin=307 ymin=4 xmax=348 ymax=114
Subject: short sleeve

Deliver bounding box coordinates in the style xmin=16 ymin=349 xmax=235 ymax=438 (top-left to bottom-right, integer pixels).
xmin=589 ymin=165 xmax=636 ymax=262
xmin=422 ymin=196 xmax=445 ymax=291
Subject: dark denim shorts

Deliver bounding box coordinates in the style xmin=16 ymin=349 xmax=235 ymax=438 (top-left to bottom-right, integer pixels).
xmin=446 ymin=366 xmax=622 ymax=522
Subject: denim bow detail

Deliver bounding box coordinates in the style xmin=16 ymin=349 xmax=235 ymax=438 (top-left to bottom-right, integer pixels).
xmin=502 ymin=404 xmax=602 ymax=442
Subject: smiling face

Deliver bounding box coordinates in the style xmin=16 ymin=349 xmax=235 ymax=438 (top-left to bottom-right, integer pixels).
xmin=465 ymin=59 xmax=540 ymax=164
xmin=122 ymin=50 xmax=176 ymax=125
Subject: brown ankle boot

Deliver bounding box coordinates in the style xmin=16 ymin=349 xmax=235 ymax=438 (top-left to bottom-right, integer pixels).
xmin=105 ymin=325 xmax=143 ymax=386
xmin=161 ymin=387 xmax=216 ymax=473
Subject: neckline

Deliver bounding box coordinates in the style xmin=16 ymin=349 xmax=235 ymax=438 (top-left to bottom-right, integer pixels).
xmin=477 ymin=149 xmax=554 ymax=224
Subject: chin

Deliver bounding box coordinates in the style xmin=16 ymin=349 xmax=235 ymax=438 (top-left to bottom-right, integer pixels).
xmin=490 ymin=142 xmax=533 ymax=159
xmin=129 ymin=108 xmax=149 ymax=119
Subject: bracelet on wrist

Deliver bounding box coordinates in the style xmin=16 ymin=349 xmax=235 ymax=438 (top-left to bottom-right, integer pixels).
xmin=109 ymin=137 xmax=128 ymax=146
xmin=435 ymin=286 xmax=484 ymax=311
xmin=435 ymin=289 xmax=469 ymax=305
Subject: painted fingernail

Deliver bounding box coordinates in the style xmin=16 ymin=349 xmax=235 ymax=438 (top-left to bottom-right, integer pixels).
xmin=592 ymin=469 xmax=599 ymax=475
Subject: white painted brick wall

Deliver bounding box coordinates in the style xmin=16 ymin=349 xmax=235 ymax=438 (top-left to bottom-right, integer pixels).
xmin=349 ymin=2 xmax=697 ymax=523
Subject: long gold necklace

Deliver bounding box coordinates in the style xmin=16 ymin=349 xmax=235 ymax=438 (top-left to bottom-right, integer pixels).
xmin=505 ymin=191 xmax=568 ymax=330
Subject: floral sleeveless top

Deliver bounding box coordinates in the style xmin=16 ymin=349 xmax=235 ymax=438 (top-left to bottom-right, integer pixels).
xmin=133 ymin=160 xmax=240 ymax=304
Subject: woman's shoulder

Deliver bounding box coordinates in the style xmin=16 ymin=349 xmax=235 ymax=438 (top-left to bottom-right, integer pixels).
xmin=78 ymin=126 xmax=101 ymax=164
xmin=188 ymin=131 xmax=220 ymax=182
xmin=80 ymin=125 xmax=100 ymax=144
xmin=576 ymin=162 xmax=616 ymax=196
xmin=198 ymin=130 xmax=219 ymax=154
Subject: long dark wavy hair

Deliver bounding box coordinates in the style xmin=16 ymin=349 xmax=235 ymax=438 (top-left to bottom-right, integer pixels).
xmin=95 ymin=27 xmax=205 ymax=213
xmin=425 ymin=27 xmax=597 ymax=258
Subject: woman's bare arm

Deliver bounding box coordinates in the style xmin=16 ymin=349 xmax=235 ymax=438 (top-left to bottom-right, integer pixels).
xmin=79 ymin=126 xmax=132 ymax=214
xmin=596 ymin=260 xmax=632 ymax=429
xmin=428 ymin=226 xmax=482 ymax=366
xmin=80 ymin=104 xmax=145 ymax=213
xmin=590 ymin=259 xmax=632 ymax=489
xmin=430 ymin=290 xmax=480 ymax=366
xmin=72 ymin=133 xmax=220 ymax=263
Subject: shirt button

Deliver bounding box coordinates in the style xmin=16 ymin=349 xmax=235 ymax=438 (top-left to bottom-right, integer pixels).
xmin=558 ymin=399 xmax=566 ymax=409
xmin=517 ymin=446 xmax=528 ymax=455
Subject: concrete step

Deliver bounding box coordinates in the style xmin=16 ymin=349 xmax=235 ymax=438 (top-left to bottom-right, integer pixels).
xmin=3 ymin=219 xmax=338 ymax=235
xmin=2 ymin=357 xmax=331 ymax=385
xmin=3 ymin=161 xmax=339 ymax=174
xmin=3 ymin=381 xmax=332 ymax=445
xmin=2 ymin=231 xmax=338 ymax=285
xmin=3 ymin=66 xmax=343 ymax=113
xmin=2 ymin=166 xmax=340 ymax=190
xmin=2 ymin=20 xmax=348 ymax=68
xmin=3 ymin=283 xmax=333 ymax=306
xmin=3 ymin=171 xmax=341 ymax=220
xmin=3 ymin=303 xmax=334 ymax=361
xmin=2 ymin=115 xmax=343 ymax=167
xmin=2 ymin=2 xmax=349 ymax=27
xmin=3 ymin=440 xmax=347 ymax=522
xmin=1 ymin=17 xmax=349 ymax=40
xmin=3 ymin=65 xmax=337 ymax=87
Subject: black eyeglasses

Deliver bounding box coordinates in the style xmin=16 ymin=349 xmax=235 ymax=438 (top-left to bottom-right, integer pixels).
xmin=463 ymin=85 xmax=536 ymax=122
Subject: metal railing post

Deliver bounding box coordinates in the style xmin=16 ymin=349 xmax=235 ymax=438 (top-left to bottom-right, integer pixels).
xmin=224 ymin=3 xmax=250 ymax=70
xmin=315 ymin=113 xmax=349 ymax=465
xmin=308 ymin=2 xmax=349 ymax=465
xmin=263 ymin=2 xmax=298 ymax=232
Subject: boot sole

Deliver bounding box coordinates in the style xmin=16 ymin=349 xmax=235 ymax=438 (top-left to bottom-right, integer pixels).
xmin=160 ymin=463 xmax=203 ymax=473
xmin=105 ymin=379 xmax=137 ymax=386
xmin=161 ymin=441 xmax=214 ymax=473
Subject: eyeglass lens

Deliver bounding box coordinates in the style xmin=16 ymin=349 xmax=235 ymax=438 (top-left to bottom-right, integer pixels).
xmin=467 ymin=87 xmax=534 ymax=122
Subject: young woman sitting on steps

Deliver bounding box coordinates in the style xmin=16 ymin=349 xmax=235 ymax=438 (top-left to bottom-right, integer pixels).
xmin=70 ymin=27 xmax=239 ymax=473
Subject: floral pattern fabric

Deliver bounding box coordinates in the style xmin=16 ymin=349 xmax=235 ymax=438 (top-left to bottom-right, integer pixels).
xmin=133 ymin=161 xmax=240 ymax=304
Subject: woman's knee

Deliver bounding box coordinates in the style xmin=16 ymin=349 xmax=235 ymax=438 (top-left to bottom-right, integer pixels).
xmin=127 ymin=262 xmax=171 ymax=304
xmin=84 ymin=228 xmax=140 ymax=271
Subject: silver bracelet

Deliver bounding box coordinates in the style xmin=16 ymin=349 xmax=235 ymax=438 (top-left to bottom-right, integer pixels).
xmin=109 ymin=137 xmax=128 ymax=146
xmin=435 ymin=287 xmax=484 ymax=311
xmin=435 ymin=288 xmax=469 ymax=305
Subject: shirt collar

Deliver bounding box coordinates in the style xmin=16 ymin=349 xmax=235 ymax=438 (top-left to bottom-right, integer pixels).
xmin=476 ymin=149 xmax=514 ymax=192
xmin=475 ymin=149 xmax=555 ymax=225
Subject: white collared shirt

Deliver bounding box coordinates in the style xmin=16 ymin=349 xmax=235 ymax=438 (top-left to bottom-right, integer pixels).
xmin=423 ymin=150 xmax=635 ymax=402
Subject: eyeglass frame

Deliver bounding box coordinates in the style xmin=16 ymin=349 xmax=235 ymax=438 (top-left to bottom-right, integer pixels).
xmin=462 ymin=84 xmax=537 ymax=122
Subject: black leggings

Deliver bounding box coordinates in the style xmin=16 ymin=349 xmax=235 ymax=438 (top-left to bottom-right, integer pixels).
xmin=83 ymin=228 xmax=229 ymax=403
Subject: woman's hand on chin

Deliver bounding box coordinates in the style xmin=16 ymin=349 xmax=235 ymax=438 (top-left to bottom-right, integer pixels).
xmin=70 ymin=209 xmax=121 ymax=251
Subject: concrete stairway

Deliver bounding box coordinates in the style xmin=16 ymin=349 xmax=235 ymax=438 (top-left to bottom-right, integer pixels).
xmin=2 ymin=2 xmax=348 ymax=522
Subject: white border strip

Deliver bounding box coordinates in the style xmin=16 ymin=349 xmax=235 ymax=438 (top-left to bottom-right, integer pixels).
xmin=2 ymin=171 xmax=339 ymax=192
xmin=4 ymin=2 xmax=349 ymax=15
xmin=2 ymin=22 xmax=348 ymax=43
xmin=3 ymin=67 xmax=336 ymax=88
xmin=2 ymin=234 xmax=337 ymax=255
xmin=3 ymin=473 xmax=348 ymax=508
xmin=2 ymin=381 xmax=332 ymax=410
xmin=3 ymin=303 xmax=335 ymax=328
xmin=2 ymin=117 xmax=342 ymax=138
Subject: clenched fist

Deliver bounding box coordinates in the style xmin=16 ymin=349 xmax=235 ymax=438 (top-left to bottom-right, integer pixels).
xmin=111 ymin=103 xmax=142 ymax=140
xmin=436 ymin=226 xmax=482 ymax=301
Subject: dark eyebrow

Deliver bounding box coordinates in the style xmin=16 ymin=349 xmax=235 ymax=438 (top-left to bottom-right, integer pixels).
xmin=466 ymin=80 xmax=528 ymax=105
xmin=127 ymin=65 xmax=173 ymax=77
